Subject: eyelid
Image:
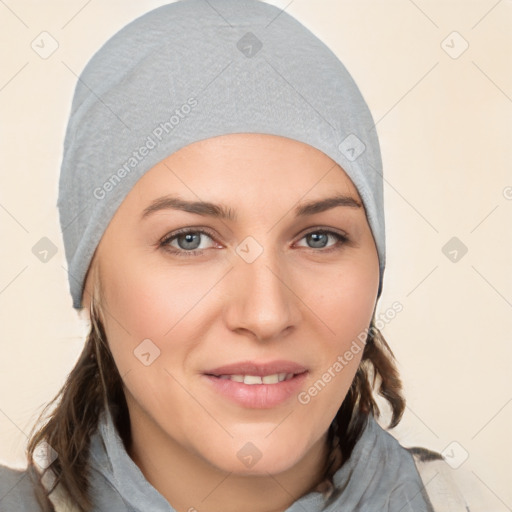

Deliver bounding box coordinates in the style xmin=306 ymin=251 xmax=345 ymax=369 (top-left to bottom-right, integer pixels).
xmin=295 ymin=225 xmax=349 ymax=241
xmin=159 ymin=226 xmax=218 ymax=248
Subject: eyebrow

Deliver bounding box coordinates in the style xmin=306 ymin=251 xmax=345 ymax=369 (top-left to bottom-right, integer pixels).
xmin=141 ymin=193 xmax=362 ymax=221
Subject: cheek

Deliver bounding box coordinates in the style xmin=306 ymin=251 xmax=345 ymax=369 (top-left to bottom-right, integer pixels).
xmin=99 ymin=252 xmax=223 ymax=387
xmin=295 ymin=257 xmax=377 ymax=417
xmin=100 ymin=250 xmax=207 ymax=338
xmin=308 ymin=256 xmax=378 ymax=341
xmin=98 ymin=256 xmax=198 ymax=432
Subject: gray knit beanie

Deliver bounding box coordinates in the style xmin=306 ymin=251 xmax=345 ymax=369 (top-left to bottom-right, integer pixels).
xmin=57 ymin=0 xmax=385 ymax=310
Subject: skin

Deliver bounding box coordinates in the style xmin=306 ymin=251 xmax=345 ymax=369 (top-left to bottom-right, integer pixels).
xmin=82 ymin=133 xmax=380 ymax=512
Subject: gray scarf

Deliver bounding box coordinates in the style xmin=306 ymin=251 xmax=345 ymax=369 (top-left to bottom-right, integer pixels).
xmin=81 ymin=407 xmax=433 ymax=511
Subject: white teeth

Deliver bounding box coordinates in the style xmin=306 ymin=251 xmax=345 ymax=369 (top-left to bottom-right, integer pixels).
xmin=244 ymin=375 xmax=263 ymax=385
xmin=217 ymin=373 xmax=295 ymax=384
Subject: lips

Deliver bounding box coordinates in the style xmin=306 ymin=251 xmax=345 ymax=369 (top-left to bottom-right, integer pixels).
xmin=203 ymin=360 xmax=309 ymax=408
xmin=205 ymin=360 xmax=308 ymax=378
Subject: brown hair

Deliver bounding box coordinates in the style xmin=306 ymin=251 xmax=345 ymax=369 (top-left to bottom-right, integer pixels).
xmin=26 ymin=268 xmax=405 ymax=511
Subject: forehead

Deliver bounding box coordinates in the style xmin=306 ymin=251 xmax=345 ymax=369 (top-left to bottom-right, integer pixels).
xmin=133 ymin=133 xmax=360 ymax=198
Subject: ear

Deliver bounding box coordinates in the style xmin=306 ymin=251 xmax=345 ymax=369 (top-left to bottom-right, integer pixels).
xmin=81 ymin=269 xmax=93 ymax=312
xmin=80 ymin=256 xmax=98 ymax=319
xmin=78 ymin=278 xmax=92 ymax=323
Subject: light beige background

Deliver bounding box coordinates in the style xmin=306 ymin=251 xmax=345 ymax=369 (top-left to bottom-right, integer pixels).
xmin=1 ymin=0 xmax=511 ymax=510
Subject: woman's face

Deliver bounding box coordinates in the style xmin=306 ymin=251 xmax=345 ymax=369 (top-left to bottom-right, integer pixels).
xmin=84 ymin=133 xmax=379 ymax=476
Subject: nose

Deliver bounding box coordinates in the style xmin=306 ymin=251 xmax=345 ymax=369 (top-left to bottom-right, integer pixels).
xmin=223 ymin=244 xmax=301 ymax=342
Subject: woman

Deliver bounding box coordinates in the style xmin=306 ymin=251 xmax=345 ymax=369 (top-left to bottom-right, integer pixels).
xmin=0 ymin=0 xmax=471 ymax=510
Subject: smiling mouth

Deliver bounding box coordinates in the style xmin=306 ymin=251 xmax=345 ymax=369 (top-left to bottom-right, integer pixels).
xmin=207 ymin=372 xmax=306 ymax=384
xmin=203 ymin=364 xmax=309 ymax=408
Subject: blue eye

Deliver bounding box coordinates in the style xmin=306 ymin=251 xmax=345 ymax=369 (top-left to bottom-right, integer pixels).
xmin=297 ymin=230 xmax=348 ymax=250
xmin=160 ymin=229 xmax=216 ymax=257
xmin=159 ymin=228 xmax=348 ymax=258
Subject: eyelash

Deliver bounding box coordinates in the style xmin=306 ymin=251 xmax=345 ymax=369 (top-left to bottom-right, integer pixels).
xmin=159 ymin=227 xmax=349 ymax=258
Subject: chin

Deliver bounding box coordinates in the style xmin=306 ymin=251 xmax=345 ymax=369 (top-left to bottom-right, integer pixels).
xmin=199 ymin=438 xmax=309 ymax=477
xmin=216 ymin=455 xmax=301 ymax=477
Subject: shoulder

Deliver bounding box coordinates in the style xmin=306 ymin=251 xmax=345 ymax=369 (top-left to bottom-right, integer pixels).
xmin=406 ymin=446 xmax=474 ymax=512
xmin=0 ymin=463 xmax=43 ymax=511
xmin=369 ymin=420 xmax=477 ymax=511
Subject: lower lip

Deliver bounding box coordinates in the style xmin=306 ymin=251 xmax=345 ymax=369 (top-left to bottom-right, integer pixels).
xmin=203 ymin=372 xmax=308 ymax=409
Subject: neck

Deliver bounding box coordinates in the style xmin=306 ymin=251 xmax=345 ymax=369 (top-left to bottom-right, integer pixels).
xmin=124 ymin=403 xmax=332 ymax=512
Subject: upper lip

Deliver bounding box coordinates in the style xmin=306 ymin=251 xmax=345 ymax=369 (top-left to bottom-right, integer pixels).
xmin=205 ymin=360 xmax=308 ymax=377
